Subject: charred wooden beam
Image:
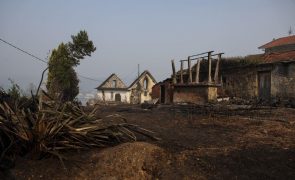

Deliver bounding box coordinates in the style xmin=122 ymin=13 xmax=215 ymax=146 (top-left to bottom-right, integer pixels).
xmin=189 ymin=51 xmax=214 ymax=58
xmin=190 ymin=53 xmax=221 ymax=61
xmin=171 ymin=59 xmax=177 ymax=84
xmin=208 ymin=51 xmax=212 ymax=83
xmin=180 ymin=61 xmax=184 ymax=83
xmin=214 ymin=53 xmax=223 ymax=83
xmin=195 ymin=58 xmax=201 ymax=83
xmin=188 ymin=56 xmax=192 ymax=83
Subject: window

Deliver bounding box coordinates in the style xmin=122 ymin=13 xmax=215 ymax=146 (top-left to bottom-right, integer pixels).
xmin=143 ymin=78 xmax=148 ymax=90
xmin=143 ymin=78 xmax=148 ymax=96
xmin=277 ymin=64 xmax=289 ymax=77
xmin=112 ymin=80 xmax=117 ymax=88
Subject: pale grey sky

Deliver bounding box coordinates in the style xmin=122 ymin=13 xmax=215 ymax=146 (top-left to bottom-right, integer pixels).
xmin=0 ymin=0 xmax=294 ymax=92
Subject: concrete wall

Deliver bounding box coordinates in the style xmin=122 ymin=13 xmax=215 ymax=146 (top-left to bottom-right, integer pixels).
xmin=97 ymin=90 xmax=130 ymax=103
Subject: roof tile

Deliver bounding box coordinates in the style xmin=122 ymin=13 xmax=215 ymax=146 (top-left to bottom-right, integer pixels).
xmin=259 ymin=35 xmax=295 ymax=49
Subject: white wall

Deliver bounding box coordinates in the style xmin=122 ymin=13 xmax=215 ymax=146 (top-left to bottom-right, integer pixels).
xmin=97 ymin=90 xmax=130 ymax=103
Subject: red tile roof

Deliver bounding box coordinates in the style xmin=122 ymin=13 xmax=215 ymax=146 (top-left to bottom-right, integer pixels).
xmin=263 ymin=51 xmax=295 ymax=63
xmin=259 ymin=35 xmax=295 ymax=49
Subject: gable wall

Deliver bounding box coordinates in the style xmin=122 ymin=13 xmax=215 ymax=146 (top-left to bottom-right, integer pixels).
xmin=129 ymin=73 xmax=156 ymax=103
xmin=100 ymin=75 xmax=126 ymax=89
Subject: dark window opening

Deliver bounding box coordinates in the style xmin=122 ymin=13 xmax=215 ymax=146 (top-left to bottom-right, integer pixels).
xmin=111 ymin=92 xmax=114 ymax=100
xmin=278 ymin=64 xmax=289 ymax=77
xmin=115 ymin=93 xmax=121 ymax=102
xmin=222 ymin=76 xmax=227 ymax=86
xmin=112 ymin=80 xmax=117 ymax=88
xmin=143 ymin=78 xmax=148 ymax=90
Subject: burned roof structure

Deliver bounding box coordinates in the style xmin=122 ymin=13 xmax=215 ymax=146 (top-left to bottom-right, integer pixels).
xmin=170 ymin=51 xmax=224 ymax=104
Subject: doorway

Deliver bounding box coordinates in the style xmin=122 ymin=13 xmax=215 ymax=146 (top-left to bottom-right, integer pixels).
xmin=258 ymin=71 xmax=271 ymax=102
xmin=115 ymin=93 xmax=121 ymax=102
xmin=160 ymin=85 xmax=165 ymax=103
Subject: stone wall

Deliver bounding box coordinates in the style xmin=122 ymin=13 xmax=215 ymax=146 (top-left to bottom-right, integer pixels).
xmin=173 ymin=85 xmax=218 ymax=104
xmin=221 ymin=66 xmax=259 ymax=98
xmin=220 ymin=62 xmax=295 ymax=101
xmin=129 ymin=73 xmax=156 ymax=104
xmin=271 ymin=62 xmax=295 ymax=100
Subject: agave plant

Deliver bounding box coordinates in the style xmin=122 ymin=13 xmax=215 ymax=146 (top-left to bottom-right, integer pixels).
xmin=0 ymin=90 xmax=157 ymax=165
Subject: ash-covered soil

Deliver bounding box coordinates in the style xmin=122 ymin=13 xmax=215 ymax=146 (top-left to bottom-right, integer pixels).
xmin=7 ymin=105 xmax=295 ymax=179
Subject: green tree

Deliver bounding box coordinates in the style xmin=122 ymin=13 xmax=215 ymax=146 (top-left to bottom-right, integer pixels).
xmin=7 ymin=79 xmax=22 ymax=100
xmin=46 ymin=31 xmax=96 ymax=101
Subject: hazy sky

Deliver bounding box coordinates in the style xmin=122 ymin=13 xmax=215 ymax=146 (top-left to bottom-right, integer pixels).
xmin=0 ymin=0 xmax=294 ymax=92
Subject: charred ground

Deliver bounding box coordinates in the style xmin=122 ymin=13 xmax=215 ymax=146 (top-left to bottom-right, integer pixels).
xmin=8 ymin=104 xmax=295 ymax=179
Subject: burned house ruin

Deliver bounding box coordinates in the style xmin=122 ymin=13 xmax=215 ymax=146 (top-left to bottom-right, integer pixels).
xmin=152 ymin=51 xmax=223 ymax=104
xmin=171 ymin=51 xmax=223 ymax=104
xmin=153 ymin=35 xmax=295 ymax=105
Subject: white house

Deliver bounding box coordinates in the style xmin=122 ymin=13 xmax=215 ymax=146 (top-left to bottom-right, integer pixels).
xmin=95 ymin=70 xmax=157 ymax=104
xmin=96 ymin=74 xmax=130 ymax=103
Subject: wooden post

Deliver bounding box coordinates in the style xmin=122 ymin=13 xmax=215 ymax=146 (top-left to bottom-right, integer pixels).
xmin=208 ymin=52 xmax=212 ymax=83
xmin=180 ymin=61 xmax=184 ymax=83
xmin=188 ymin=56 xmax=192 ymax=83
xmin=171 ymin=59 xmax=177 ymax=84
xmin=214 ymin=54 xmax=222 ymax=83
xmin=195 ymin=59 xmax=201 ymax=83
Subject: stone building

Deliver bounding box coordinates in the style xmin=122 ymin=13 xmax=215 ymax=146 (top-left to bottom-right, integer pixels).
xmin=221 ymin=35 xmax=295 ymax=102
xmin=96 ymin=70 xmax=157 ymax=104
